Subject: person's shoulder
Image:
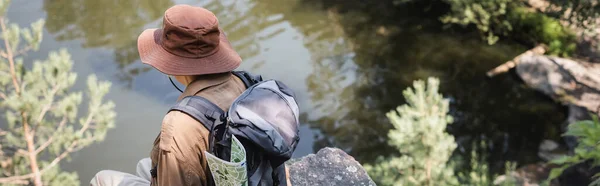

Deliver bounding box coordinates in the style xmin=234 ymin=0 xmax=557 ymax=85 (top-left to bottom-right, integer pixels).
xmin=162 ymin=110 xmax=205 ymax=131
xmin=158 ymin=111 xmax=209 ymax=150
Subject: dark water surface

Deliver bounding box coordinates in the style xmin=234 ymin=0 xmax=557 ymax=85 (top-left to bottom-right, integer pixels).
xmin=5 ymin=0 xmax=566 ymax=184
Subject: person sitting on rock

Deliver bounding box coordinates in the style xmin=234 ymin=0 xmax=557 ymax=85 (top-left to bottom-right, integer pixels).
xmin=90 ymin=4 xmax=246 ymax=186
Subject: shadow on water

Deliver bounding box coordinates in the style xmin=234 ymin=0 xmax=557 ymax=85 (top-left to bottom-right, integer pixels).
xmin=295 ymin=0 xmax=568 ymax=173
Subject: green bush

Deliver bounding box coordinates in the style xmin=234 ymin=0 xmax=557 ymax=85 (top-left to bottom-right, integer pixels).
xmin=457 ymin=141 xmax=518 ymax=186
xmin=439 ymin=0 xmax=577 ymax=56
xmin=507 ymin=7 xmax=577 ymax=57
xmin=547 ymin=115 xmax=600 ymax=186
xmin=440 ymin=0 xmax=517 ymax=45
xmin=364 ymin=77 xmax=517 ymax=186
xmin=364 ymin=77 xmax=458 ymax=186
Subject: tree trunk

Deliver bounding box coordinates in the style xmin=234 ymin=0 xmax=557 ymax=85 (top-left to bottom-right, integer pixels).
xmin=22 ymin=112 xmax=42 ymax=186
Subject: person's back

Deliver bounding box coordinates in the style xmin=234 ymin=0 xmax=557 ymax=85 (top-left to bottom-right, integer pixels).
xmin=90 ymin=4 xmax=296 ymax=186
xmin=149 ymin=72 xmax=246 ymax=186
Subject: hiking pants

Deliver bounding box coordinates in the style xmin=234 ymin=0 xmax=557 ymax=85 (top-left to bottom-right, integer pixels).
xmin=89 ymin=158 xmax=152 ymax=186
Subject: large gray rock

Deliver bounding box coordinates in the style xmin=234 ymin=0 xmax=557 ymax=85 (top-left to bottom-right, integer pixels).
xmin=286 ymin=147 xmax=376 ymax=186
xmin=516 ymin=54 xmax=600 ymax=116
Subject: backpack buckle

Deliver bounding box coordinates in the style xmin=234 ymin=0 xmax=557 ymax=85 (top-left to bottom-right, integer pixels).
xmin=150 ymin=166 xmax=157 ymax=178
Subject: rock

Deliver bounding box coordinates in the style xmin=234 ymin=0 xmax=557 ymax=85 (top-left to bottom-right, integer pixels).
xmin=538 ymin=139 xmax=567 ymax=162
xmin=515 ymin=54 xmax=600 ymax=116
xmin=539 ymin=139 xmax=559 ymax=152
xmin=286 ymin=147 xmax=376 ymax=186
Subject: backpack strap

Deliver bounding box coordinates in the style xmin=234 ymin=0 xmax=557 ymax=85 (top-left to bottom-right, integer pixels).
xmin=150 ymin=96 xmax=224 ymax=182
xmin=272 ymin=161 xmax=288 ymax=186
xmin=168 ymin=96 xmax=227 ymax=160
xmin=169 ymin=95 xmax=225 ymax=130
xmin=232 ymin=71 xmax=263 ymax=88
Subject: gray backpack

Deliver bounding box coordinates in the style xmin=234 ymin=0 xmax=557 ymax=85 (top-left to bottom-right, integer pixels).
xmin=168 ymin=71 xmax=300 ymax=186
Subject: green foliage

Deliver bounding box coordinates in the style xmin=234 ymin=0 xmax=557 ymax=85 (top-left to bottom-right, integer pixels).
xmin=438 ymin=0 xmax=577 ymax=56
xmin=389 ymin=0 xmax=591 ymax=56
xmin=547 ymin=115 xmax=600 ymax=185
xmin=365 ymin=77 xmax=459 ymax=186
xmin=440 ymin=0 xmax=516 ymax=45
xmin=365 ymin=77 xmax=521 ymax=186
xmin=492 ymin=161 xmax=519 ymax=186
xmin=0 ymin=0 xmax=116 ymax=185
xmin=507 ymin=7 xmax=577 ymax=57
xmin=40 ymin=162 xmax=79 ymax=186
xmin=458 ymin=142 xmax=493 ymax=186
xmin=456 ymin=141 xmax=519 ymax=186
xmin=504 ymin=162 xmax=519 ymax=186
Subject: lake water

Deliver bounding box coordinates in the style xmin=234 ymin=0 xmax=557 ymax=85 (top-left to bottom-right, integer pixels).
xmin=5 ymin=0 xmax=567 ymax=184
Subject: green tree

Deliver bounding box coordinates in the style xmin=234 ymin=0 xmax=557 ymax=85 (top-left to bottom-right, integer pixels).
xmin=0 ymin=0 xmax=116 ymax=185
xmin=364 ymin=77 xmax=459 ymax=186
xmin=363 ymin=77 xmax=520 ymax=186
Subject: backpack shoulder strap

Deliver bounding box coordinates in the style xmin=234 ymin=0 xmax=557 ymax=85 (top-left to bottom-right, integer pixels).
xmin=168 ymin=95 xmax=225 ymax=130
xmin=232 ymin=71 xmax=263 ymax=88
xmin=151 ymin=96 xmax=224 ymax=181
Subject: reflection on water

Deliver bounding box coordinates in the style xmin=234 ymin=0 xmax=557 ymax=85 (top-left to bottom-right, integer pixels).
xmin=201 ymin=0 xmax=289 ymax=66
xmin=13 ymin=0 xmax=567 ymax=181
xmin=42 ymin=0 xmax=174 ymax=86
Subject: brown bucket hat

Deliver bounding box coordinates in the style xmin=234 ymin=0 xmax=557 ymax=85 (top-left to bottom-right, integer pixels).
xmin=137 ymin=4 xmax=241 ymax=76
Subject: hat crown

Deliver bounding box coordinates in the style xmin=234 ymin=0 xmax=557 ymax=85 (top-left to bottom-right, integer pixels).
xmin=161 ymin=5 xmax=221 ymax=58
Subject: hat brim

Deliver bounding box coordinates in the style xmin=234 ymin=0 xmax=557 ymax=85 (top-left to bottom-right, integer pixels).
xmin=137 ymin=28 xmax=242 ymax=76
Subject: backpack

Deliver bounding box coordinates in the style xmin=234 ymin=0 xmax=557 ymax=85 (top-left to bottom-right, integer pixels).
xmin=166 ymin=71 xmax=300 ymax=186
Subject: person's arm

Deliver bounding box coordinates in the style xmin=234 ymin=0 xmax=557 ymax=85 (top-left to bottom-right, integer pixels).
xmin=154 ymin=147 xmax=201 ymax=186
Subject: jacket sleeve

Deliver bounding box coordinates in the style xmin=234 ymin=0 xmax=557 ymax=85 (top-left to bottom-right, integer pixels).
xmin=151 ymin=111 xmax=211 ymax=186
xmin=155 ymin=148 xmax=197 ymax=186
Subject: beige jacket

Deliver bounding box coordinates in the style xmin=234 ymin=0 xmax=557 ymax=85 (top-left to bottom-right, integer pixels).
xmin=150 ymin=72 xmax=246 ymax=186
